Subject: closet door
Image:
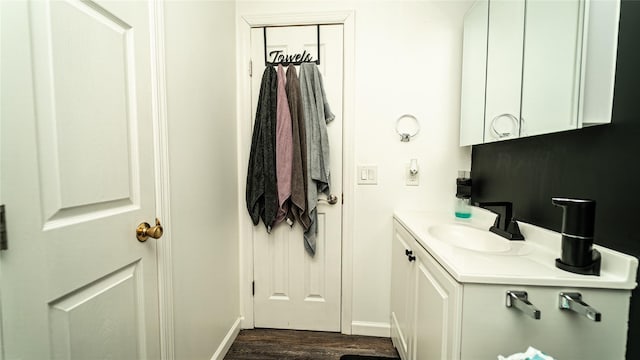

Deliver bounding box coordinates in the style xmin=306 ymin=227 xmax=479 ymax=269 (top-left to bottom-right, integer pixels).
xmin=250 ymin=24 xmax=344 ymax=331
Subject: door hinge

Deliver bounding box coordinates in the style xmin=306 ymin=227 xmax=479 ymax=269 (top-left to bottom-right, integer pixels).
xmin=252 ymin=281 xmax=255 ymax=296
xmin=249 ymin=59 xmax=253 ymax=77
xmin=0 ymin=204 xmax=7 ymax=250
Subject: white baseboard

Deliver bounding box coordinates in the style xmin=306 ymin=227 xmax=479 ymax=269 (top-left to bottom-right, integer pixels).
xmin=210 ymin=317 xmax=242 ymax=360
xmin=351 ymin=321 xmax=391 ymax=338
xmin=240 ymin=316 xmax=253 ymax=330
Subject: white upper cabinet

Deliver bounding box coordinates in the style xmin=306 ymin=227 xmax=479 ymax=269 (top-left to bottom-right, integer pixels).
xmin=459 ymin=0 xmax=620 ymax=146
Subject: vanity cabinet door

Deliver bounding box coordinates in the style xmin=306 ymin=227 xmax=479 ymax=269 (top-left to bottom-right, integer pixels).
xmin=412 ymin=244 xmax=463 ymax=360
xmin=390 ymin=222 xmax=416 ymax=360
xmin=484 ymin=0 xmax=525 ymax=142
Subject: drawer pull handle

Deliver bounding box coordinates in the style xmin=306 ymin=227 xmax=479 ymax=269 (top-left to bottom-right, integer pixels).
xmin=559 ymin=292 xmax=601 ymax=322
xmin=506 ymin=291 xmax=541 ymax=320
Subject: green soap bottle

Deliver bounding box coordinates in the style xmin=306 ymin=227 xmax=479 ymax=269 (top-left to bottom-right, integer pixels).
xmin=455 ymin=170 xmax=472 ymax=219
xmin=455 ymin=198 xmax=472 ymax=218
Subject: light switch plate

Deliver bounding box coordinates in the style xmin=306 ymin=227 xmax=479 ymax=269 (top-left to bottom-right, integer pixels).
xmin=357 ymin=165 xmax=378 ymax=185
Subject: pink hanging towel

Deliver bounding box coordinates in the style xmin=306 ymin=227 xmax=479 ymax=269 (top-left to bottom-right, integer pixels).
xmin=274 ymin=64 xmax=294 ymax=226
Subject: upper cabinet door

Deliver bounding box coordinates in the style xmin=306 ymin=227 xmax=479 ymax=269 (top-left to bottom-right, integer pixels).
xmin=483 ymin=0 xmax=525 ymax=143
xmin=459 ymin=0 xmax=489 ymax=147
xmin=520 ymin=0 xmax=584 ymax=137
xmin=579 ymin=0 xmax=620 ymax=127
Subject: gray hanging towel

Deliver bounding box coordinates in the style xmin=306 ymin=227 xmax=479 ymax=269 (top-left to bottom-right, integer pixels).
xmin=246 ymin=65 xmax=278 ymax=232
xmin=299 ymin=63 xmax=335 ymax=256
xmin=286 ymin=65 xmax=311 ymax=231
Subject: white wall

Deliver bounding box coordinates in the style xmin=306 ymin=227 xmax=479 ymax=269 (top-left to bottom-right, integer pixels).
xmin=164 ymin=1 xmax=240 ymax=358
xmin=237 ymin=0 xmax=472 ymax=335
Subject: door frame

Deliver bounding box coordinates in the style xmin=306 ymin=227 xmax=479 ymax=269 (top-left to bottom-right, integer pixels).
xmin=236 ymin=10 xmax=356 ymax=334
xmin=149 ymin=1 xmax=174 ymax=359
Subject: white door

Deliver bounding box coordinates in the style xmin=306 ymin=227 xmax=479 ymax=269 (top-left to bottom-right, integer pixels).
xmin=0 ymin=1 xmax=161 ymax=359
xmin=250 ymin=24 xmax=344 ymax=331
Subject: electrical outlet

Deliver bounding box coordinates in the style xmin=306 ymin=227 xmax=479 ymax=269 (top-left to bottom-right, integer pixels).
xmin=406 ymin=165 xmax=419 ymax=186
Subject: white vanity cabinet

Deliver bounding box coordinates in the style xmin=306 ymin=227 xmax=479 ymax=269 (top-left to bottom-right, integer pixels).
xmin=391 ymin=219 xmax=633 ymax=360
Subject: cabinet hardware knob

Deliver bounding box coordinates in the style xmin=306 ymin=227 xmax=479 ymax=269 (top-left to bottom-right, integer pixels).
xmin=405 ymin=249 xmax=413 ymax=256
xmin=408 ymin=255 xmax=416 ymax=262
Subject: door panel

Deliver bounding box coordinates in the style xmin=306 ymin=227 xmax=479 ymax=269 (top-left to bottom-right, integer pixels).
xmin=0 ymin=1 xmax=160 ymax=358
xmin=251 ymin=24 xmax=343 ymax=332
xmin=32 ymin=0 xmax=141 ymax=228
xmin=49 ymin=262 xmax=144 ymax=360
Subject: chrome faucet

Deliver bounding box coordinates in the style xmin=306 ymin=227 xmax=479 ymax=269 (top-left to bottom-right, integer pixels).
xmin=475 ymin=201 xmax=525 ymax=240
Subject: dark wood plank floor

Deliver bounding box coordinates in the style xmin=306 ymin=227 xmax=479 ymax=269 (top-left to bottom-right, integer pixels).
xmin=224 ymin=329 xmax=400 ymax=360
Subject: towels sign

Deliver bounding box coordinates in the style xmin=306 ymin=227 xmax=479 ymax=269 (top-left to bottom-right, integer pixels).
xmin=268 ymin=50 xmax=314 ymax=64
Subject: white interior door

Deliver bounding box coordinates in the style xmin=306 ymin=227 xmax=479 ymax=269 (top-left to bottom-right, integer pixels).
xmin=250 ymin=24 xmax=344 ymax=332
xmin=0 ymin=1 xmax=161 ymax=358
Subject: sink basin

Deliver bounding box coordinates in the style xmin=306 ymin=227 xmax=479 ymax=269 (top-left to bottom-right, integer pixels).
xmin=427 ymin=224 xmax=511 ymax=252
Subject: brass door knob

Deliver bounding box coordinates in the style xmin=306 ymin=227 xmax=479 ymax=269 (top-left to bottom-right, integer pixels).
xmin=136 ymin=218 xmax=163 ymax=242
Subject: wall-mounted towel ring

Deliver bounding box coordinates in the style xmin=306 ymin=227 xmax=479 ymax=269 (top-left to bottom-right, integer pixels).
xmin=395 ymin=114 xmax=420 ymax=142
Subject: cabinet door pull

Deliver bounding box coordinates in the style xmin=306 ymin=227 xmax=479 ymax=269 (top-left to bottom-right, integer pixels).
xmin=506 ymin=291 xmax=541 ymax=320
xmin=405 ymin=249 xmax=413 ymax=256
xmin=408 ymin=254 xmax=416 ymax=262
xmin=559 ymin=292 xmax=601 ymax=322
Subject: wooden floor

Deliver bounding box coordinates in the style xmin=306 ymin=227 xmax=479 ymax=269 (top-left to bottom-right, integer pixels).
xmin=224 ymin=329 xmax=400 ymax=360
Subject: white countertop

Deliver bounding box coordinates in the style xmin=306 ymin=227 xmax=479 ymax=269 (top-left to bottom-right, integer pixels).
xmin=394 ymin=209 xmax=639 ymax=290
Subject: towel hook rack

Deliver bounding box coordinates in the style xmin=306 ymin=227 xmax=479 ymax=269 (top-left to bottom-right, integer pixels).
xmin=264 ymin=24 xmax=321 ymax=66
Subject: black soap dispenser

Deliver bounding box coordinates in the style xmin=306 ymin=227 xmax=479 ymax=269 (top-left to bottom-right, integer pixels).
xmin=552 ymin=198 xmax=601 ymax=276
